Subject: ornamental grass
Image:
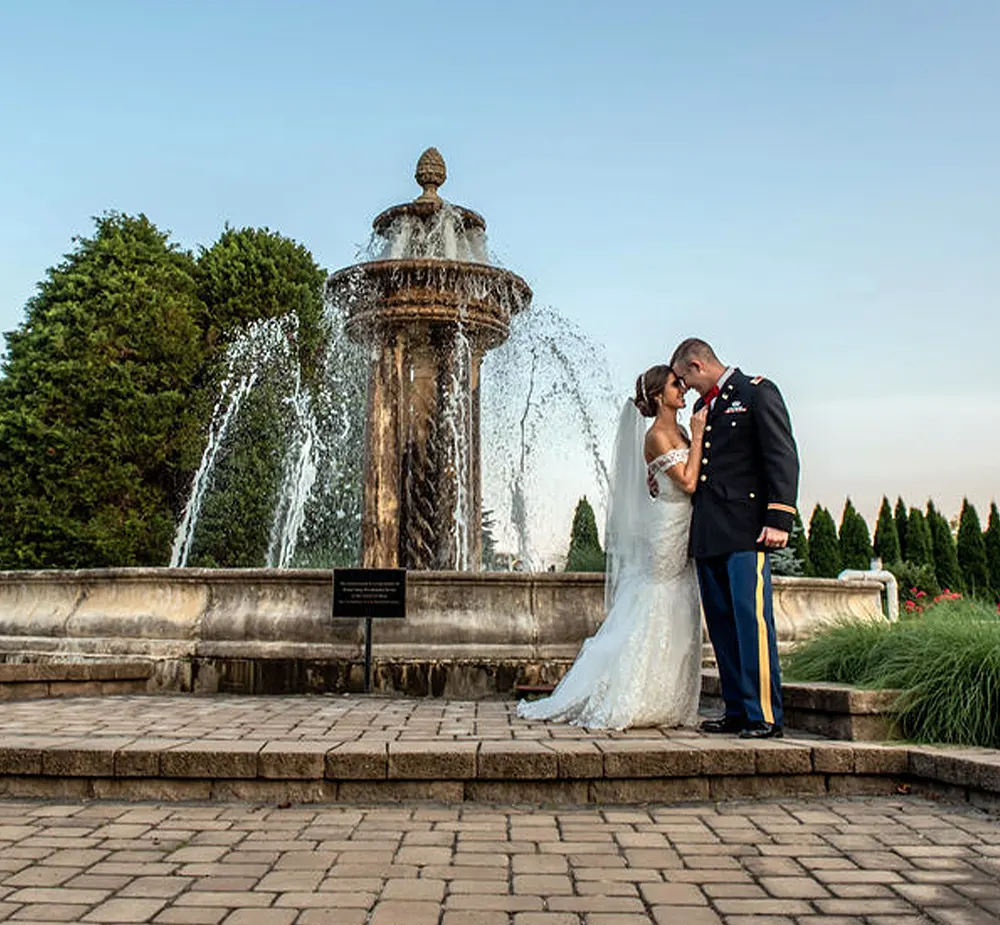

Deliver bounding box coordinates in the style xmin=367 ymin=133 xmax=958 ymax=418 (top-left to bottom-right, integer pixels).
xmin=783 ymin=597 xmax=1000 ymax=748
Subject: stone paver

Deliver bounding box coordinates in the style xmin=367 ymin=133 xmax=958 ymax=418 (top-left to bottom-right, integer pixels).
xmin=0 ymin=797 xmax=991 ymax=923
xmin=2 ymin=694 xmax=997 ymax=808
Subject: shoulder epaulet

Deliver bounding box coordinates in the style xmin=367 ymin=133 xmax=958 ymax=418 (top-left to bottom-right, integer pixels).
xmin=750 ymin=376 xmax=766 ymax=385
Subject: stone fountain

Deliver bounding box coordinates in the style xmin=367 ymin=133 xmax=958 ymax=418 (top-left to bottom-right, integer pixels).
xmin=327 ymin=149 xmax=532 ymax=570
xmin=0 ymin=149 xmax=888 ymax=696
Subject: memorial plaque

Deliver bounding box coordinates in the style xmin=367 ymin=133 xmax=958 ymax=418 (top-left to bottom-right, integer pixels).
xmin=333 ymin=568 xmax=406 ymax=620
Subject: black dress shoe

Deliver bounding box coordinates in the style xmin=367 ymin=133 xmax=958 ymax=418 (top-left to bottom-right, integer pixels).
xmin=739 ymin=722 xmax=783 ymax=739
xmin=699 ymin=715 xmax=746 ymax=734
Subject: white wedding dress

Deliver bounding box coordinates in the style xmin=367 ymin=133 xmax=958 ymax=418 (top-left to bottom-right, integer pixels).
xmin=518 ymin=403 xmax=702 ymax=729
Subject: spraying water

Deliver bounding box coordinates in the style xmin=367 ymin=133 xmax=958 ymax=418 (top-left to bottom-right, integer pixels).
xmin=171 ymin=150 xmax=615 ymax=570
xmin=170 ymin=318 xmax=293 ymax=568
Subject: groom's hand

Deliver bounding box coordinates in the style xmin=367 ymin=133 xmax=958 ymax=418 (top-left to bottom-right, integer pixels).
xmin=757 ymin=527 xmax=789 ymax=549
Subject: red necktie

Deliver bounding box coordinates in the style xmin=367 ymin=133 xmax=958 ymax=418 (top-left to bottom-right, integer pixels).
xmin=703 ymin=385 xmax=720 ymax=410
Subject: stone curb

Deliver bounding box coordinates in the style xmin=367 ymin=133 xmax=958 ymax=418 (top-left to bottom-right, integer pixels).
xmin=0 ymin=735 xmax=996 ymax=805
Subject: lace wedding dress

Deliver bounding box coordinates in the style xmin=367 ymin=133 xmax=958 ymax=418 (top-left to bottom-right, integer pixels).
xmin=518 ymin=404 xmax=702 ymax=729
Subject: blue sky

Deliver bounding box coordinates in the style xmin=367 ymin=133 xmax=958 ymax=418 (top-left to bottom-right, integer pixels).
xmin=1 ymin=1 xmax=998 ymax=532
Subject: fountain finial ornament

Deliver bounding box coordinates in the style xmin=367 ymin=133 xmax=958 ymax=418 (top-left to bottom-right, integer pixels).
xmin=415 ymin=147 xmax=447 ymax=203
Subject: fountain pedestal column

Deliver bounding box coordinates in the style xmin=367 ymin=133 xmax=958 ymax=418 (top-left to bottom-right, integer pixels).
xmin=327 ymin=149 xmax=532 ymax=570
xmin=362 ymin=318 xmax=483 ymax=570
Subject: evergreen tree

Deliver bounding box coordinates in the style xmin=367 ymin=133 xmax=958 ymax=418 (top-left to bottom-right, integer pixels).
xmin=807 ymin=504 xmax=841 ymax=577
xmin=789 ymin=509 xmax=810 ymax=574
xmin=565 ymin=496 xmax=605 ymax=571
xmin=184 ymin=226 xmax=344 ymax=568
xmin=873 ymin=496 xmax=902 ymax=566
xmin=481 ymin=508 xmax=499 ymax=571
xmin=894 ymin=496 xmax=909 ymax=561
xmin=985 ymin=502 xmax=1000 ymax=602
xmin=926 ymin=501 xmax=963 ymax=593
xmin=0 ymin=213 xmax=205 ymax=567
xmin=956 ymin=499 xmax=990 ymax=599
xmin=839 ymin=498 xmax=873 ymax=571
xmin=771 ymin=510 xmax=809 ymax=577
xmin=197 ymin=225 xmax=328 ymax=374
xmin=905 ymin=508 xmax=935 ymax=572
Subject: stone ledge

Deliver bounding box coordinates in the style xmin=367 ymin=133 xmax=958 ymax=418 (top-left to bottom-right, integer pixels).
xmin=0 ymin=659 xmax=153 ymax=701
xmin=0 ymin=660 xmax=153 ymax=682
xmin=0 ymin=735 xmax=994 ymax=808
xmin=0 ymin=770 xmax=972 ymax=805
xmin=702 ymin=670 xmax=899 ymax=741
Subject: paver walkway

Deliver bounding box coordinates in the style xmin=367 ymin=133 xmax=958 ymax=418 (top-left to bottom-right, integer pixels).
xmin=1 ymin=695 xmax=999 ymax=808
xmin=0 ymin=797 xmax=997 ymax=924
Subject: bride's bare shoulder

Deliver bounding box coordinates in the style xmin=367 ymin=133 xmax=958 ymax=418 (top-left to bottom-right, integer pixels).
xmin=645 ymin=424 xmax=687 ymax=463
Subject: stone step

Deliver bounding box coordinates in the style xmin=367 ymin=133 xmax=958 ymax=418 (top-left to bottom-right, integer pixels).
xmin=0 ymin=660 xmax=153 ymax=701
xmin=0 ymin=725 xmax=994 ymax=807
xmin=701 ymin=670 xmax=900 ymax=741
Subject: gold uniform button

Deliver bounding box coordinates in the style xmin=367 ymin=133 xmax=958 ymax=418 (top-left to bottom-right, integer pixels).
xmin=705 ymin=425 xmax=712 ymax=432
xmin=702 ymin=457 xmax=708 ymax=464
xmin=749 ymin=492 xmax=756 ymax=499
xmin=705 ymin=441 xmax=711 ymax=448
xmin=700 ymin=475 xmax=707 ymax=482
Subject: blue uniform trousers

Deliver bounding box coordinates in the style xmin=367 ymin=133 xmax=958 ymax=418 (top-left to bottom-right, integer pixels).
xmin=696 ymin=551 xmax=783 ymax=726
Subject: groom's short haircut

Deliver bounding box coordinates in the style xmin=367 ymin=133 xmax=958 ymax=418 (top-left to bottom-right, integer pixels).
xmin=671 ymin=338 xmax=720 ymax=369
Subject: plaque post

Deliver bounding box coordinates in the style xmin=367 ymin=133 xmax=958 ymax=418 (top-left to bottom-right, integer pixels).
xmin=363 ymin=616 xmax=374 ymax=693
xmin=332 ymin=568 xmax=406 ymax=695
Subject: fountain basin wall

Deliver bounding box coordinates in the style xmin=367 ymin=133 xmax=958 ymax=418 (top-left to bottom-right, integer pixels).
xmin=0 ymin=569 xmax=884 ymax=697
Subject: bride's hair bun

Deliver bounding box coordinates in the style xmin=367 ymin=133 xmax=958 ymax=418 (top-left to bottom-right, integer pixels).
xmin=634 ymin=365 xmax=672 ymax=417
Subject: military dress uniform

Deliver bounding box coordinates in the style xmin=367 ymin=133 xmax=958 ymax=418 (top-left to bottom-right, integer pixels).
xmin=691 ymin=368 xmax=799 ymax=732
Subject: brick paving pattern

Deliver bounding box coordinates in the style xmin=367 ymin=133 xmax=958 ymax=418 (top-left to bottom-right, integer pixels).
xmin=0 ymin=797 xmax=995 ymax=923
xmin=1 ymin=694 xmax=701 ymax=741
xmin=0 ymin=695 xmax=998 ymax=807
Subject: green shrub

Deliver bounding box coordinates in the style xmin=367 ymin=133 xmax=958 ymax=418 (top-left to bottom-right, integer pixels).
xmin=772 ymin=510 xmax=809 ymax=577
xmin=807 ymin=505 xmax=841 ymax=577
xmin=874 ymin=496 xmax=901 ymax=566
xmin=894 ymin=496 xmax=909 ymax=561
xmin=889 ymin=561 xmax=940 ymax=608
xmin=565 ymin=496 xmax=605 ymax=572
xmin=784 ymin=598 xmax=1000 ymax=748
xmin=957 ymin=499 xmax=991 ymax=599
xmin=905 ymin=508 xmax=934 ymax=572
xmin=986 ymin=502 xmax=1000 ymax=603
xmin=839 ymin=498 xmax=873 ymax=571
xmin=926 ymin=501 xmax=962 ymax=593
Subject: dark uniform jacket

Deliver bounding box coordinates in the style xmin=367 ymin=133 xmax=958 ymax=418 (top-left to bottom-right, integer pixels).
xmin=689 ymin=369 xmax=800 ymax=559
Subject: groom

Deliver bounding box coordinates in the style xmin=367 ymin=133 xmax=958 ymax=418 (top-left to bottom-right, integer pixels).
xmin=669 ymin=338 xmax=800 ymax=739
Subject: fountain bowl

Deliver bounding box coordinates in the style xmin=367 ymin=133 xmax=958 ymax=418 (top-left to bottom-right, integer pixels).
xmin=327 ymin=258 xmax=532 ymax=349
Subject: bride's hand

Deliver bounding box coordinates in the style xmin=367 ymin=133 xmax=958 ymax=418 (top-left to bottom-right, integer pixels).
xmin=690 ymin=407 xmax=708 ymax=439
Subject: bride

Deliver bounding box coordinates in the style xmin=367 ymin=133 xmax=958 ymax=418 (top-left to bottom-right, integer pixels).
xmin=517 ymin=365 xmax=707 ymax=729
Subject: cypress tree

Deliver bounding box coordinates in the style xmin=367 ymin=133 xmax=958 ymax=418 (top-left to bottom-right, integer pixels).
xmin=984 ymin=502 xmax=1000 ymax=602
xmin=807 ymin=504 xmax=841 ymax=578
xmin=956 ymin=499 xmax=990 ymax=599
xmin=905 ymin=508 xmax=934 ymax=572
xmin=874 ymin=496 xmax=902 ymax=566
xmin=894 ymin=497 xmax=909 ymax=561
xmin=565 ymin=496 xmax=605 ymax=572
xmin=926 ymin=501 xmax=963 ymax=593
xmin=839 ymin=498 xmax=873 ymax=571
xmin=789 ymin=509 xmax=810 ymax=575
